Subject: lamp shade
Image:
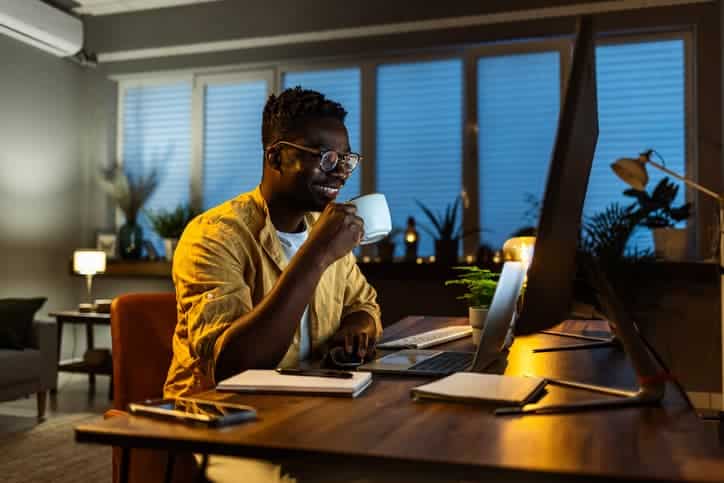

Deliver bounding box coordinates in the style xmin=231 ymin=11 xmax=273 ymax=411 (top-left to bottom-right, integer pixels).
xmin=502 ymin=236 xmax=535 ymax=266
xmin=73 ymin=250 xmax=106 ymax=275
xmin=611 ymin=156 xmax=649 ymax=191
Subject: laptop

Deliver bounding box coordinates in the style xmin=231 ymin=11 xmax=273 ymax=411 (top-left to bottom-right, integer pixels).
xmin=358 ymin=261 xmax=525 ymax=376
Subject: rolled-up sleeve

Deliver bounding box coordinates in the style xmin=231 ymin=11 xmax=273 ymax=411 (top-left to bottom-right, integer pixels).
xmin=173 ymin=219 xmax=253 ymax=380
xmin=339 ymin=254 xmax=383 ymax=336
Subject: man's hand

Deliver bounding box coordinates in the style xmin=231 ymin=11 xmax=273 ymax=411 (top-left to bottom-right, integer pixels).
xmin=329 ymin=312 xmax=378 ymax=361
xmin=304 ymin=203 xmax=364 ymax=267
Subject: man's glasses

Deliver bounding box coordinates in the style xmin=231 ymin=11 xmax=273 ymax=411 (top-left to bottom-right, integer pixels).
xmin=267 ymin=140 xmax=361 ymax=173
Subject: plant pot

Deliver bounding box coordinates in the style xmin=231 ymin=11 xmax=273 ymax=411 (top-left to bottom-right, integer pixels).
xmin=163 ymin=237 xmax=180 ymax=262
xmin=118 ymin=222 xmax=143 ymax=259
xmin=435 ymin=239 xmax=459 ymax=265
xmin=469 ymin=306 xmax=488 ymax=346
xmin=652 ymin=228 xmax=687 ymax=261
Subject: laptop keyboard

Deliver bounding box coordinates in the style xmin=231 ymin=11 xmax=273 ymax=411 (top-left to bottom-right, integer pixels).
xmin=409 ymin=352 xmax=474 ymax=373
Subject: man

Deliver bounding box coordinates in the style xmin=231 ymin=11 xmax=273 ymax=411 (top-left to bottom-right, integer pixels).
xmin=164 ymin=86 xmax=381 ymax=403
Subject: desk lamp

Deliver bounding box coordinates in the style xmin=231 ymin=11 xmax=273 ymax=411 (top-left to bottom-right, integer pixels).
xmin=73 ymin=250 xmax=106 ymax=312
xmin=612 ymin=148 xmax=724 ymax=411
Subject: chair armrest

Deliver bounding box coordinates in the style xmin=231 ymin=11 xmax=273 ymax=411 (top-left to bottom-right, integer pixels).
xmin=32 ymin=320 xmax=58 ymax=391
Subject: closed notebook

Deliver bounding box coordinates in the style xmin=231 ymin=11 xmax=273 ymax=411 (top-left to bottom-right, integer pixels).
xmin=411 ymin=372 xmax=546 ymax=405
xmin=216 ymin=370 xmax=373 ymax=398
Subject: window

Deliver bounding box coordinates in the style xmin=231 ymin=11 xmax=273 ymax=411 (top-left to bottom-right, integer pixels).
xmin=376 ymin=58 xmax=463 ymax=257
xmin=121 ymin=80 xmax=192 ymax=254
xmin=200 ymin=74 xmax=271 ymax=209
xmin=477 ymin=51 xmax=561 ymax=250
xmin=282 ymin=67 xmax=362 ymax=201
xmin=586 ymin=39 xmax=687 ymax=252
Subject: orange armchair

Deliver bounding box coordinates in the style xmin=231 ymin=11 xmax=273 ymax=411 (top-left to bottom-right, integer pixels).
xmin=108 ymin=293 xmax=196 ymax=483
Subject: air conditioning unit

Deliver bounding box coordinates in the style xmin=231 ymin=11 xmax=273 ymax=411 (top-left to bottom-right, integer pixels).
xmin=0 ymin=0 xmax=83 ymax=57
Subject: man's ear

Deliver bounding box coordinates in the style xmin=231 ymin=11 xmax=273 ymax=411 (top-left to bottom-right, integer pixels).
xmin=266 ymin=147 xmax=282 ymax=171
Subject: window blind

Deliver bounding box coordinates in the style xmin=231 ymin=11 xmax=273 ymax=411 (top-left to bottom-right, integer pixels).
xmin=283 ymin=68 xmax=362 ymax=201
xmin=202 ymin=79 xmax=268 ymax=210
xmin=376 ymin=59 xmax=463 ymax=257
xmin=586 ymin=39 xmax=686 ymax=252
xmin=122 ymin=81 xmax=192 ymax=255
xmin=477 ymin=51 xmax=561 ymax=250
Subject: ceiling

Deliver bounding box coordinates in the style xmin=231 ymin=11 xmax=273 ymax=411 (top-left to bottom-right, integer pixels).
xmin=68 ymin=0 xmax=222 ymax=16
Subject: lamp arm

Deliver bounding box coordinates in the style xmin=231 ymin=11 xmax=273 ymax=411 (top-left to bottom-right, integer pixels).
xmin=644 ymin=157 xmax=722 ymax=203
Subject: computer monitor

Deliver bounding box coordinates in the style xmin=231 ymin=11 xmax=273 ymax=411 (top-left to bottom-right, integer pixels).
xmin=514 ymin=15 xmax=599 ymax=336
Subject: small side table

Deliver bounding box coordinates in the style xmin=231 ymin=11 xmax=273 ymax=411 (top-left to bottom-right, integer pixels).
xmin=49 ymin=310 xmax=113 ymax=399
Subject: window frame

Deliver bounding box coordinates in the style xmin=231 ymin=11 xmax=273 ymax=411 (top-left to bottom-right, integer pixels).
xmin=191 ymin=69 xmax=275 ymax=210
xmin=464 ymin=38 xmax=571 ymax=255
xmin=114 ymin=30 xmax=696 ymax=257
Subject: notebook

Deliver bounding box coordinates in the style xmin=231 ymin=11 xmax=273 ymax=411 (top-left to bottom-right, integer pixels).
xmin=410 ymin=372 xmax=546 ymax=405
xmin=216 ymin=370 xmax=373 ymax=398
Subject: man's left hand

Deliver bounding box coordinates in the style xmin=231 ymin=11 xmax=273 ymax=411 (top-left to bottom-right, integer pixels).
xmin=329 ymin=312 xmax=378 ymax=361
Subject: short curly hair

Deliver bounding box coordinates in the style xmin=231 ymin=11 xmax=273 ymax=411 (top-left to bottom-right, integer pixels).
xmin=262 ymin=86 xmax=347 ymax=148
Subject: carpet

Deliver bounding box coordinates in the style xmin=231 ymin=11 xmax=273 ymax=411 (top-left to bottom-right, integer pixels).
xmin=0 ymin=413 xmax=111 ymax=483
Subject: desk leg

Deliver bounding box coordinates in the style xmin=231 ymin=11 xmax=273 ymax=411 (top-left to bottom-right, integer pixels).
xmin=86 ymin=321 xmax=95 ymax=389
xmin=52 ymin=319 xmax=63 ymax=394
xmin=120 ymin=447 xmax=130 ymax=483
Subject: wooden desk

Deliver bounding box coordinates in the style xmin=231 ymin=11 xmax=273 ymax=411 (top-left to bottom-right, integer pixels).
xmin=50 ymin=310 xmax=112 ymax=398
xmin=75 ymin=317 xmax=724 ymax=482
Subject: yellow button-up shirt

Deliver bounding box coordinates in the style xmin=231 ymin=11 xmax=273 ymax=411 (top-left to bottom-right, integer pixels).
xmin=164 ymin=186 xmax=382 ymax=397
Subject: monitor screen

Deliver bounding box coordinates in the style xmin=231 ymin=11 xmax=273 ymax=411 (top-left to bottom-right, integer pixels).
xmin=514 ymin=16 xmax=599 ymax=335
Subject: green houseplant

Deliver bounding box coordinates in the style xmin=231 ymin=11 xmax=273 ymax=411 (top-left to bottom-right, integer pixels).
xmin=98 ymin=166 xmax=159 ymax=259
xmin=146 ymin=203 xmax=200 ymax=261
xmin=445 ymin=266 xmax=499 ymax=345
xmin=416 ymin=197 xmax=475 ymax=265
xmin=623 ymin=177 xmax=691 ymax=260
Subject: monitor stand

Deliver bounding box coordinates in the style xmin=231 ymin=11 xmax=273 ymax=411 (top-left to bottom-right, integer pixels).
xmin=496 ymin=259 xmax=669 ymax=416
xmin=533 ymin=302 xmax=618 ymax=353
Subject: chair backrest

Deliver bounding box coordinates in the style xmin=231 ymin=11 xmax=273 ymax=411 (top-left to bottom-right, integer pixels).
xmin=110 ymin=292 xmax=177 ymax=410
xmin=109 ymin=292 xmax=196 ymax=483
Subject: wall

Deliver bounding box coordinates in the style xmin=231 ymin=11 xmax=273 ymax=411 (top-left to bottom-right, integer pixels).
xmin=0 ymin=34 xmax=86 ymax=360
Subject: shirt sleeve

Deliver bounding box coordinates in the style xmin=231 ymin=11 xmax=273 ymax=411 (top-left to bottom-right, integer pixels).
xmin=173 ymin=218 xmax=254 ymax=381
xmin=339 ymin=254 xmax=383 ymax=337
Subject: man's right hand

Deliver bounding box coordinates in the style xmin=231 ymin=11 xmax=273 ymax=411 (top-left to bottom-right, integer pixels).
xmin=305 ymin=203 xmax=364 ymax=267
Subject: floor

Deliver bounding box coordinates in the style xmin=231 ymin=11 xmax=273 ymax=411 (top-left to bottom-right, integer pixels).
xmin=0 ymin=373 xmax=112 ymax=436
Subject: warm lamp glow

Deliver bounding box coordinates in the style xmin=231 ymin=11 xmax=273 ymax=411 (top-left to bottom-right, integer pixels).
xmin=405 ymin=232 xmax=417 ymax=243
xmin=73 ymin=250 xmax=106 ymax=275
xmin=502 ymin=236 xmax=536 ymax=266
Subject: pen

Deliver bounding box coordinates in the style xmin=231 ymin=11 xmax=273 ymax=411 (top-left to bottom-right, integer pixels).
xmin=275 ymin=368 xmax=354 ymax=379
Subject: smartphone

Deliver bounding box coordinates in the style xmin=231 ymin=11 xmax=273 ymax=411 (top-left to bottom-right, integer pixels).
xmin=128 ymin=397 xmax=257 ymax=427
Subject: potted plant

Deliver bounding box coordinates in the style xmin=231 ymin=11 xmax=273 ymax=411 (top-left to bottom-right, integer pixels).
xmin=376 ymin=227 xmax=402 ymax=263
xmin=623 ymin=177 xmax=691 ymax=261
xmin=146 ymin=203 xmax=200 ymax=261
xmin=416 ymin=197 xmax=476 ymax=265
xmin=444 ymin=266 xmax=499 ymax=345
xmin=98 ymin=166 xmax=158 ymax=259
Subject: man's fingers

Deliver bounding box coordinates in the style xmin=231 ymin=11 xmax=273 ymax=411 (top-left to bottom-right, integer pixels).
xmin=344 ymin=332 xmax=353 ymax=355
xmin=358 ymin=332 xmax=369 ymax=360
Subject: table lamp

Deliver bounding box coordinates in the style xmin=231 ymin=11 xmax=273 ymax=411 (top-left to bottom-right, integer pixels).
xmin=73 ymin=250 xmax=106 ymax=312
xmin=612 ymin=149 xmax=724 ymax=411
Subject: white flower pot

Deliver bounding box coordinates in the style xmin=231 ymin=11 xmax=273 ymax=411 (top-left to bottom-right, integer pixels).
xmin=163 ymin=238 xmax=179 ymax=262
xmin=469 ymin=306 xmax=488 ymax=346
xmin=652 ymin=228 xmax=687 ymax=261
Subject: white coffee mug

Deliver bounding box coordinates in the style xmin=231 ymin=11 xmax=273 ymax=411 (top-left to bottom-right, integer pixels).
xmin=347 ymin=193 xmax=392 ymax=245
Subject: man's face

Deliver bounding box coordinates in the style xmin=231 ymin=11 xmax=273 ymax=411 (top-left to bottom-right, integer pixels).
xmin=275 ymin=117 xmax=352 ymax=212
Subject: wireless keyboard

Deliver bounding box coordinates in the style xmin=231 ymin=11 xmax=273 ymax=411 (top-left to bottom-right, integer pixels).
xmin=377 ymin=326 xmax=473 ymax=349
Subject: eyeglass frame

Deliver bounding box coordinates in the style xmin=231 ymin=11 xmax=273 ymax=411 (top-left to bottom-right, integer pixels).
xmin=266 ymin=140 xmax=362 ymax=173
